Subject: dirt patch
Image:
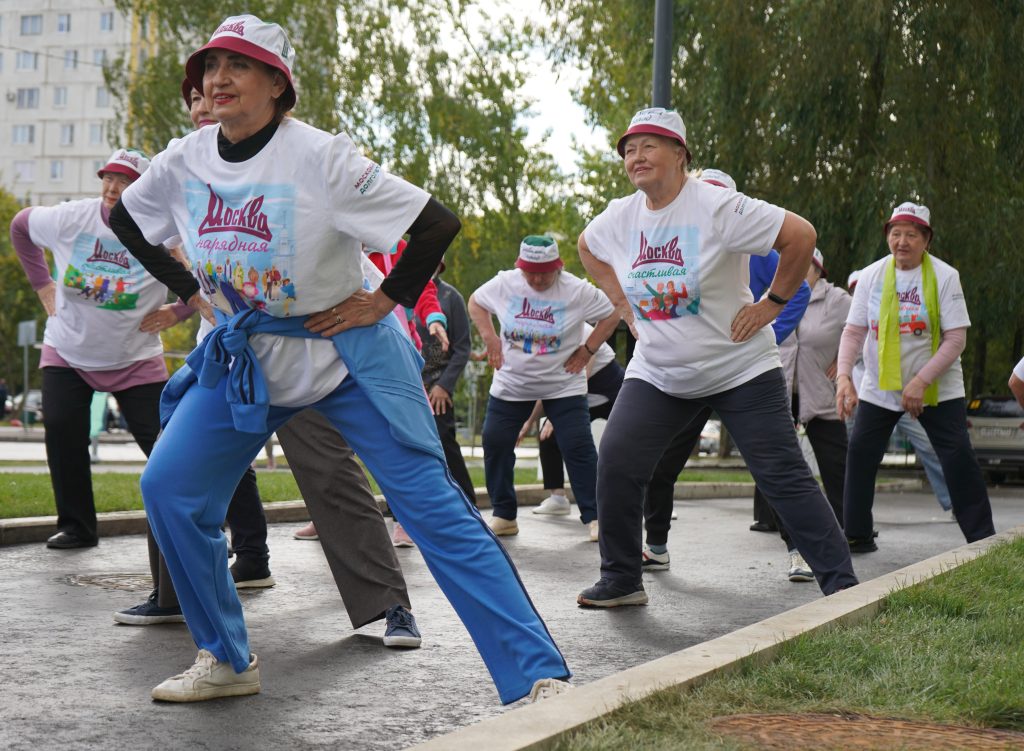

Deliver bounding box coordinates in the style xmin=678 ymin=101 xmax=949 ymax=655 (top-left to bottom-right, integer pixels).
xmin=65 ymin=573 xmax=151 ymax=591
xmin=710 ymin=712 xmax=1024 ymax=750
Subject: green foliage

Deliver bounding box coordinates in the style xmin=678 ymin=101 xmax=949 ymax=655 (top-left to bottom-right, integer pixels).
xmin=0 ymin=187 xmax=47 ymax=389
xmin=545 ymin=0 xmax=1024 ymax=394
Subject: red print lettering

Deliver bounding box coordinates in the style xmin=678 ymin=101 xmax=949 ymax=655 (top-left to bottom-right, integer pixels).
xmin=197 ymin=184 xmax=273 ymax=242
xmin=631 ymin=231 xmax=685 ymax=269
xmin=215 ymin=21 xmax=246 ymax=37
xmin=85 ymin=238 xmax=130 ymax=269
xmin=514 ymin=298 xmax=556 ymax=324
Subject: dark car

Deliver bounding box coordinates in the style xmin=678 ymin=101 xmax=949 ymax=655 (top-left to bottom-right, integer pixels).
xmin=966 ymin=396 xmax=1024 ymax=484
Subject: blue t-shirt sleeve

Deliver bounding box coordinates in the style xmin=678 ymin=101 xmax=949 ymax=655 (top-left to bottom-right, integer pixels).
xmin=772 ymin=280 xmax=810 ymax=344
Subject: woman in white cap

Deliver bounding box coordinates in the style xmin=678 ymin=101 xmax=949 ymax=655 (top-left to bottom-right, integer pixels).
xmin=469 ymin=235 xmax=619 ymax=540
xmin=836 ymin=202 xmax=994 ymax=551
xmin=576 ymin=107 xmax=857 ymax=606
xmin=10 ymin=148 xmax=192 ymax=550
xmin=109 ymin=15 xmax=571 ymax=704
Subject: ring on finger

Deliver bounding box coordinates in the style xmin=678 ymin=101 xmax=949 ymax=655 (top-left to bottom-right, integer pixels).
xmin=335 ymin=314 xmax=342 ymax=324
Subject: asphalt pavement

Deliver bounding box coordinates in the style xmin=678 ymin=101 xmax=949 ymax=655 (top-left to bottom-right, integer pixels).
xmin=2 ymin=486 xmax=1023 ymax=751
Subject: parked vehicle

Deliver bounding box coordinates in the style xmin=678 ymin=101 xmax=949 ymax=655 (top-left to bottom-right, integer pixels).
xmin=11 ymin=390 xmax=43 ymax=425
xmin=966 ymin=396 xmax=1024 ymax=484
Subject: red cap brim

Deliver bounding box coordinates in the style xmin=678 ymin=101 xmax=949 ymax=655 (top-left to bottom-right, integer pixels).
xmin=515 ymin=258 xmax=563 ymax=273
xmin=97 ymin=163 xmax=140 ymax=181
xmin=186 ymin=37 xmax=296 ymax=112
xmin=616 ymin=124 xmax=691 ymax=160
xmin=884 ymin=214 xmax=931 ymax=237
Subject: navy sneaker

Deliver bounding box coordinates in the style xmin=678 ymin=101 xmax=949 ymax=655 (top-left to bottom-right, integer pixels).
xmin=230 ymin=557 xmax=276 ymax=589
xmin=383 ymin=605 xmax=421 ymax=648
xmin=113 ymin=590 xmax=185 ymax=625
xmin=847 ymin=536 xmax=878 ymax=553
xmin=577 ymin=579 xmax=649 ymax=608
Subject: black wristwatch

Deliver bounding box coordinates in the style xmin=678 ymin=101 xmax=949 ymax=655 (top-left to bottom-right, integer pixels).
xmin=766 ymin=291 xmax=789 ymax=305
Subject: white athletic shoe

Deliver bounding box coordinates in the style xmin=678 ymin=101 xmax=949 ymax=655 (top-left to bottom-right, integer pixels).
xmin=788 ymin=551 xmax=814 ymax=583
xmin=529 ymin=678 xmax=574 ymax=702
xmin=151 ymin=649 xmax=260 ymax=702
xmin=488 ymin=516 xmax=519 ymax=536
xmin=532 ymin=494 xmax=571 ymax=515
xmin=588 ymin=520 xmax=599 ymax=542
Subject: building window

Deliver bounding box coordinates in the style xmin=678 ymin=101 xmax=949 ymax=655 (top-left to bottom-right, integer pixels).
xmin=20 ymin=15 xmax=42 ymax=35
xmin=90 ymin=123 xmax=105 ymax=144
xmin=16 ymin=88 xmax=40 ymax=109
xmin=93 ymin=49 xmax=108 ymax=67
xmin=100 ymin=12 xmax=114 ymax=31
xmin=57 ymin=14 xmax=71 ymax=33
xmin=65 ymin=50 xmax=78 ymax=70
xmin=12 ymin=125 xmax=35 ymax=144
xmin=16 ymin=51 xmax=39 ymax=71
xmin=14 ymin=161 xmax=35 ymax=183
xmin=95 ymin=86 xmax=111 ymax=108
xmin=60 ymin=124 xmax=75 ymax=146
xmin=93 ymin=160 xmax=104 ymax=174
xmin=50 ymin=161 xmax=64 ymax=181
xmin=53 ymin=86 xmax=68 ymax=107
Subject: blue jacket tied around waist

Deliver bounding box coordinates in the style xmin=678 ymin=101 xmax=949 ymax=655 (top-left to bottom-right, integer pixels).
xmin=160 ymin=307 xmax=443 ymax=461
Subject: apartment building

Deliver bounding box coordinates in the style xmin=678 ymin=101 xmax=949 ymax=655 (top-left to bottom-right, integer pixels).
xmin=0 ymin=0 xmax=145 ymax=205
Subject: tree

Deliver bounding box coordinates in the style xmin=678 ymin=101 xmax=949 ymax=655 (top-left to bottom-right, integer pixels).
xmin=545 ymin=0 xmax=1024 ymax=394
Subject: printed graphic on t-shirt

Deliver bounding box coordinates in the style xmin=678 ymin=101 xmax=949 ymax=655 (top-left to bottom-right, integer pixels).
xmin=869 ymin=282 xmax=930 ymax=339
xmin=501 ymin=296 xmax=567 ymax=355
xmin=63 ymin=234 xmax=146 ymax=310
xmin=623 ymin=226 xmax=701 ymax=321
xmin=184 ymin=180 xmax=299 ymax=316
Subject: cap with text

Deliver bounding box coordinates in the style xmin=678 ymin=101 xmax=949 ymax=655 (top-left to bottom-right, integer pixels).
xmin=97 ymin=148 xmax=150 ymax=181
xmin=885 ymin=201 xmax=931 ymax=236
xmin=699 ymin=168 xmax=736 ymax=191
xmin=616 ymin=107 xmax=692 ymax=163
xmin=515 ymin=235 xmax=563 ymax=273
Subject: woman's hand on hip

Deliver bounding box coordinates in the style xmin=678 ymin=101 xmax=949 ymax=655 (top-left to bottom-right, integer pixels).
xmin=36 ymin=282 xmax=57 ymax=316
xmin=483 ymin=334 xmax=503 ymax=370
xmin=187 ymin=292 xmax=216 ymax=325
xmin=901 ymin=376 xmax=927 ymax=418
xmin=306 ymin=288 xmax=395 ymax=336
xmin=564 ymin=345 xmax=591 ymax=374
xmin=731 ymin=299 xmax=778 ymax=343
xmin=836 ymin=375 xmax=859 ymax=421
xmin=139 ymin=304 xmax=180 ymax=333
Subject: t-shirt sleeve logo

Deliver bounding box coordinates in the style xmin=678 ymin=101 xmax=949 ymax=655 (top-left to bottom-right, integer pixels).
xmin=354 ymin=162 xmax=381 ymax=195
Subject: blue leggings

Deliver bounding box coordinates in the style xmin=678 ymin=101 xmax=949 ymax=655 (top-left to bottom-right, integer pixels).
xmin=142 ymin=374 xmax=569 ymax=704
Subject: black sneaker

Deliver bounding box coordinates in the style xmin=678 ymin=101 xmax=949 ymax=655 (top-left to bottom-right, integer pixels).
xmin=749 ymin=521 xmax=777 ymax=533
xmin=113 ymin=590 xmax=185 ymax=625
xmin=847 ymin=536 xmax=878 ymax=553
xmin=230 ymin=558 xmax=276 ymax=589
xmin=383 ymin=605 xmax=422 ymax=648
xmin=577 ymin=579 xmax=649 ymax=608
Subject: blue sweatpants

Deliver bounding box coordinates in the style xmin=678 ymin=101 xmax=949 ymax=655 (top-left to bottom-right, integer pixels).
xmin=142 ymin=374 xmax=569 ymax=704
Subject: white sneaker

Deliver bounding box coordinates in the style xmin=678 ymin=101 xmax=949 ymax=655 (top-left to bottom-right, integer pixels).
xmin=488 ymin=516 xmax=519 ymax=536
xmin=151 ymin=649 xmax=260 ymax=702
xmin=588 ymin=520 xmax=599 ymax=542
xmin=532 ymin=494 xmax=571 ymax=515
xmin=787 ymin=551 xmax=814 ymax=583
xmin=528 ymin=677 xmax=574 ymax=702
xmin=293 ymin=522 xmax=318 ymax=541
xmin=641 ymin=545 xmax=670 ymax=571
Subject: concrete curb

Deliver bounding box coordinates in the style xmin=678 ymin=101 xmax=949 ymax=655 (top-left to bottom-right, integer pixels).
xmin=0 ymin=480 xmax=922 ymax=546
xmin=410 ymin=525 xmax=1024 ymax=751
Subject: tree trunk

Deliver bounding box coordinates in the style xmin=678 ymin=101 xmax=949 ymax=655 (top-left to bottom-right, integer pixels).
xmin=970 ymin=325 xmax=987 ymax=396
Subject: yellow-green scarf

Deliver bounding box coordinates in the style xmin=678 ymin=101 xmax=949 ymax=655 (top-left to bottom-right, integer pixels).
xmin=877 ymin=253 xmax=940 ymax=405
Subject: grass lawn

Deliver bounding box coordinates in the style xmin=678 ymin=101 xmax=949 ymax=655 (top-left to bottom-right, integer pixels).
xmin=556 ymin=537 xmax=1024 ymax=750
xmin=0 ymin=467 xmax=755 ymax=520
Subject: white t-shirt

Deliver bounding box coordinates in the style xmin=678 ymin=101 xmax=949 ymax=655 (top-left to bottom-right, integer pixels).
xmin=583 ymin=178 xmax=786 ymax=397
xmin=846 ymin=254 xmax=970 ymax=410
xmin=473 ymin=269 xmax=614 ymax=400
xmin=122 ymin=118 xmax=429 ymax=406
xmin=28 ymin=197 xmax=168 ymax=370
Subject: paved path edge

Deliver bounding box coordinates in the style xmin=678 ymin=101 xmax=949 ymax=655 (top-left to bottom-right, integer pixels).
xmin=0 ymin=480 xmax=920 ymax=545
xmin=409 ymin=525 xmax=1024 ymax=751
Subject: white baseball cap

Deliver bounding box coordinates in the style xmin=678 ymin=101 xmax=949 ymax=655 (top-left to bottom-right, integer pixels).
xmin=97 ymin=148 xmax=150 ymax=180
xmin=811 ymin=248 xmax=826 ymax=275
xmin=847 ymin=269 xmax=862 ymax=289
xmin=186 ymin=15 xmax=296 ymax=112
xmin=616 ymin=107 xmax=691 ymax=163
xmin=885 ymin=201 xmax=931 ymax=236
xmin=700 ymin=168 xmax=736 ymax=191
